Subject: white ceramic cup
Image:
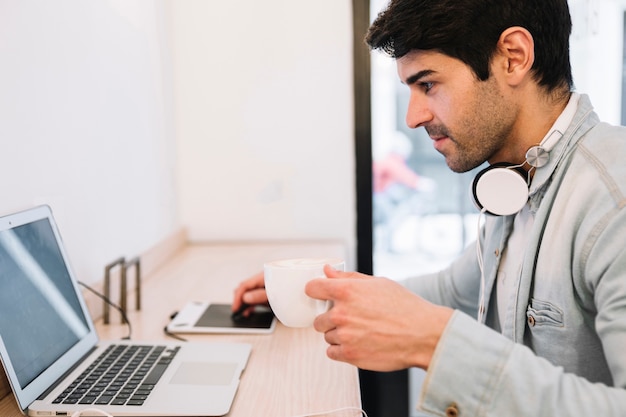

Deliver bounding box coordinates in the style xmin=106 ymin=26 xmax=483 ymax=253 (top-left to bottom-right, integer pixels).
xmin=264 ymin=257 xmax=345 ymax=327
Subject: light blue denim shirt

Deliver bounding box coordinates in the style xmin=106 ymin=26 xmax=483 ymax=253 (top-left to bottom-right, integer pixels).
xmin=402 ymin=94 xmax=626 ymax=416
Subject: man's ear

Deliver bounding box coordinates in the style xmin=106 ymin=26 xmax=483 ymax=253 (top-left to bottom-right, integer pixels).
xmin=496 ymin=26 xmax=535 ymax=86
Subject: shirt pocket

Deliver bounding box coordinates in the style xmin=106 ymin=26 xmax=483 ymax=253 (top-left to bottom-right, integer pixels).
xmin=526 ymin=298 xmax=564 ymax=328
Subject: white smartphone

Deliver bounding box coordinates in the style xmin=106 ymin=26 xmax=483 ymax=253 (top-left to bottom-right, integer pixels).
xmin=166 ymin=301 xmax=276 ymax=334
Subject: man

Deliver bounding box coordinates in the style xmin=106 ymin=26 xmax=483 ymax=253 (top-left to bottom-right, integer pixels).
xmin=233 ymin=0 xmax=626 ymax=414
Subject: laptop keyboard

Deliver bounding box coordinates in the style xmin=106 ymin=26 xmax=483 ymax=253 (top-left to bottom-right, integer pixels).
xmin=53 ymin=344 xmax=180 ymax=406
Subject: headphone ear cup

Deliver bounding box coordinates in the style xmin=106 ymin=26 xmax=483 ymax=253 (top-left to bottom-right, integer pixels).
xmin=471 ymin=163 xmax=529 ymax=216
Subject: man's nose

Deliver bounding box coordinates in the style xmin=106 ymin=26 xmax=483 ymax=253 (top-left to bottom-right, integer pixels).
xmin=405 ymin=94 xmax=433 ymax=128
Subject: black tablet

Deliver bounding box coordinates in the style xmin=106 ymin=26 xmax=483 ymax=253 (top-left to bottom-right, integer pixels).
xmin=166 ymin=301 xmax=276 ymax=334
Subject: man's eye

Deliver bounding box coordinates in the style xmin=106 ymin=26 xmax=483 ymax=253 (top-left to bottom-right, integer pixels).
xmin=420 ymin=82 xmax=434 ymax=92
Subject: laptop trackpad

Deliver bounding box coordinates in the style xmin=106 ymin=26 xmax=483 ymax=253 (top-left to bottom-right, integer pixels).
xmin=170 ymin=362 xmax=238 ymax=386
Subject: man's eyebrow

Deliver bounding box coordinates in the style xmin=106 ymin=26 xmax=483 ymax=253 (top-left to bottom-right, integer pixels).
xmin=404 ymin=69 xmax=435 ymax=85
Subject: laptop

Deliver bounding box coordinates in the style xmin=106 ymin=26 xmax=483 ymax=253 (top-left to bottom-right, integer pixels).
xmin=0 ymin=205 xmax=252 ymax=416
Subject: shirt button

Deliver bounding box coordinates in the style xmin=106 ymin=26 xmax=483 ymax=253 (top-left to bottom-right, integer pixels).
xmin=445 ymin=403 xmax=459 ymax=417
xmin=494 ymin=249 xmax=500 ymax=257
xmin=528 ymin=316 xmax=536 ymax=326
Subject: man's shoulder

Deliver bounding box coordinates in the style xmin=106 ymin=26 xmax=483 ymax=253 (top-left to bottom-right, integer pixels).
xmin=575 ymin=121 xmax=626 ymax=161
xmin=569 ymin=122 xmax=626 ymax=202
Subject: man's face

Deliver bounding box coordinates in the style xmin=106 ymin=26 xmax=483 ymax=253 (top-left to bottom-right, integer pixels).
xmin=397 ymin=50 xmax=518 ymax=173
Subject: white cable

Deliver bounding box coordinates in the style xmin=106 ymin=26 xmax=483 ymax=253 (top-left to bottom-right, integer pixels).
xmin=289 ymin=406 xmax=368 ymax=417
xmin=69 ymin=406 xmax=366 ymax=417
xmin=71 ymin=408 xmax=114 ymax=417
xmin=476 ymin=208 xmax=487 ymax=323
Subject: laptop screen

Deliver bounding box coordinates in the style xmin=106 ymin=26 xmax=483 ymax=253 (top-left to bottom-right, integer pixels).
xmin=0 ymin=217 xmax=90 ymax=389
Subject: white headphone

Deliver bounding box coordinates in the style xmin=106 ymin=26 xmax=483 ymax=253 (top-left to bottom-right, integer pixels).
xmin=470 ymin=129 xmax=562 ymax=216
xmin=472 ymin=129 xmax=564 ymax=322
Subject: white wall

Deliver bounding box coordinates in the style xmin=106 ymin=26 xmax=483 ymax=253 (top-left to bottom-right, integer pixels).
xmin=0 ymin=0 xmax=358 ymax=282
xmin=570 ymin=0 xmax=625 ymax=124
xmin=0 ymin=0 xmax=179 ymax=284
xmin=167 ymin=0 xmax=357 ymax=267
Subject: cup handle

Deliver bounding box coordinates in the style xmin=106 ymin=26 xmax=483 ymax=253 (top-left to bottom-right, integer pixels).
xmin=315 ymin=299 xmax=333 ymax=315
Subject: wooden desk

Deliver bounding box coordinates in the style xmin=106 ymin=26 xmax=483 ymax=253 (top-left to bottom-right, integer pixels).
xmin=0 ymin=242 xmax=361 ymax=416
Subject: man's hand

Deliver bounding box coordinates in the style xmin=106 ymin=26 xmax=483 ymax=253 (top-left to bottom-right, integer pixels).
xmin=232 ymin=271 xmax=268 ymax=316
xmin=305 ymin=265 xmax=453 ymax=371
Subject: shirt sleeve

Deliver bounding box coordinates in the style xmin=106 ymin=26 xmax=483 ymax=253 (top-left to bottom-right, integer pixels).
xmin=401 ymin=240 xmax=483 ymax=318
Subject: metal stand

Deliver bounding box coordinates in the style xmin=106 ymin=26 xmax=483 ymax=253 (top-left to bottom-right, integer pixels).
xmin=123 ymin=257 xmax=141 ymax=313
xmin=103 ymin=256 xmax=142 ymax=324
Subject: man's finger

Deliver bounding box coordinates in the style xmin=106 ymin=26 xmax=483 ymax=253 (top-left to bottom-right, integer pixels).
xmin=323 ymin=264 xmax=371 ymax=279
xmin=323 ymin=264 xmax=347 ymax=278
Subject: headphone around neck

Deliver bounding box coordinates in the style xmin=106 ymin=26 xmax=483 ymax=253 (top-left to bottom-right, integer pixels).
xmin=470 ymin=129 xmax=563 ymax=216
xmin=470 ymin=93 xmax=581 ymax=217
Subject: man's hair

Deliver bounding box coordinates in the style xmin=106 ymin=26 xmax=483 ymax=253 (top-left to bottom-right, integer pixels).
xmin=366 ymin=0 xmax=573 ymax=92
